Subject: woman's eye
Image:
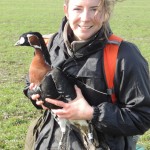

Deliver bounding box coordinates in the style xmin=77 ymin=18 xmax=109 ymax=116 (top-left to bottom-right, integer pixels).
xmin=91 ymin=8 xmax=97 ymax=12
xmin=74 ymin=8 xmax=81 ymax=11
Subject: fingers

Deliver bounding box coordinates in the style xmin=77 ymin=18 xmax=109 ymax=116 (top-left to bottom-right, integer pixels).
xmin=29 ymin=83 xmax=35 ymax=90
xmin=46 ymin=98 xmax=67 ymax=108
xmin=45 ymin=98 xmax=69 ymax=117
xmin=31 ymin=94 xmax=40 ymax=100
xmin=42 ymin=105 xmax=49 ymax=110
xmin=29 ymin=84 xmax=49 ymax=110
xmin=33 ymin=98 xmax=48 ymax=110
xmin=36 ymin=100 xmax=43 ymax=105
xmin=51 ymin=109 xmax=68 ymax=118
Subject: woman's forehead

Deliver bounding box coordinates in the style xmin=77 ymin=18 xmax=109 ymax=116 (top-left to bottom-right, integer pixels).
xmin=68 ymin=0 xmax=101 ymax=6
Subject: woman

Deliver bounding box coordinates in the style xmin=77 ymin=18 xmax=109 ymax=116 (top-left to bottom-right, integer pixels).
xmin=24 ymin=0 xmax=150 ymax=149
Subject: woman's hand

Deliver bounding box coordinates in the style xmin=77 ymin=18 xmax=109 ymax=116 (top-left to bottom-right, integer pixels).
xmin=46 ymin=85 xmax=94 ymax=120
xmin=29 ymin=83 xmax=48 ymax=110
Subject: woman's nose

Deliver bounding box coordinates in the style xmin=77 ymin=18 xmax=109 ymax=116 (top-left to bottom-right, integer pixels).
xmin=80 ymin=10 xmax=90 ymax=21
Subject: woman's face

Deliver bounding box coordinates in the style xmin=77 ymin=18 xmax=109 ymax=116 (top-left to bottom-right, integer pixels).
xmin=64 ymin=0 xmax=104 ymax=41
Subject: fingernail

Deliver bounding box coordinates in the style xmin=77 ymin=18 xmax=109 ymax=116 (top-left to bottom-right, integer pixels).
xmin=74 ymin=85 xmax=77 ymax=88
xmin=45 ymin=98 xmax=50 ymax=101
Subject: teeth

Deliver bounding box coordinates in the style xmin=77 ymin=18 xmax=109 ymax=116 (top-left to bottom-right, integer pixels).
xmin=82 ymin=27 xmax=90 ymax=29
xmin=79 ymin=25 xmax=91 ymax=29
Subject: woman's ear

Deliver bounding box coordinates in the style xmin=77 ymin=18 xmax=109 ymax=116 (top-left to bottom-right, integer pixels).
xmin=64 ymin=4 xmax=69 ymax=19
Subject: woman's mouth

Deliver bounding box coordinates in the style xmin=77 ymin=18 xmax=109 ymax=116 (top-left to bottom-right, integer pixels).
xmin=78 ymin=25 xmax=92 ymax=29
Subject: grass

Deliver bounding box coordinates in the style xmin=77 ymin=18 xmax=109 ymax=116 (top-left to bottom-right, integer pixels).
xmin=0 ymin=0 xmax=149 ymax=149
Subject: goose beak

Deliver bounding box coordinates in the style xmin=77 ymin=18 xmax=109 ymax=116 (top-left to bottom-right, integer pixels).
xmin=14 ymin=40 xmax=20 ymax=46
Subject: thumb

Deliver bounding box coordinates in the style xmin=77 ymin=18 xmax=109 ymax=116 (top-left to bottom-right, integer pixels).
xmin=74 ymin=85 xmax=83 ymax=98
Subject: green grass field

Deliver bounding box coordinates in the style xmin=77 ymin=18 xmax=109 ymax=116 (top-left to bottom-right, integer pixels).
xmin=0 ymin=0 xmax=149 ymax=149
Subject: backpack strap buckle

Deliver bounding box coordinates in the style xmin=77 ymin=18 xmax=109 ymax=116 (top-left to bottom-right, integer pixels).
xmin=107 ymin=88 xmax=114 ymax=95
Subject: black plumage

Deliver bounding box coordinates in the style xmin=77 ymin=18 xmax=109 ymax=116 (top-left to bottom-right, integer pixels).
xmin=15 ymin=32 xmax=76 ymax=109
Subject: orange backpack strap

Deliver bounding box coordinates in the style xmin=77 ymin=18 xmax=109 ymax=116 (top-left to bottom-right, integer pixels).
xmin=104 ymin=34 xmax=123 ymax=103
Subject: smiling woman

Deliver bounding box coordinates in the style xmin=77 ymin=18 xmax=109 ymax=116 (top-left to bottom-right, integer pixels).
xmin=64 ymin=0 xmax=116 ymax=40
xmin=64 ymin=0 xmax=104 ymax=40
xmin=23 ymin=0 xmax=150 ymax=150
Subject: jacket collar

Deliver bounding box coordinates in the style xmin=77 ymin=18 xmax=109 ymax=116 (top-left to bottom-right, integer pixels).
xmin=57 ymin=17 xmax=112 ymax=58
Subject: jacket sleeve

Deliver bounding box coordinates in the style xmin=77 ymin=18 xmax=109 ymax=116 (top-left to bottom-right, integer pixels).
xmin=92 ymin=41 xmax=150 ymax=136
